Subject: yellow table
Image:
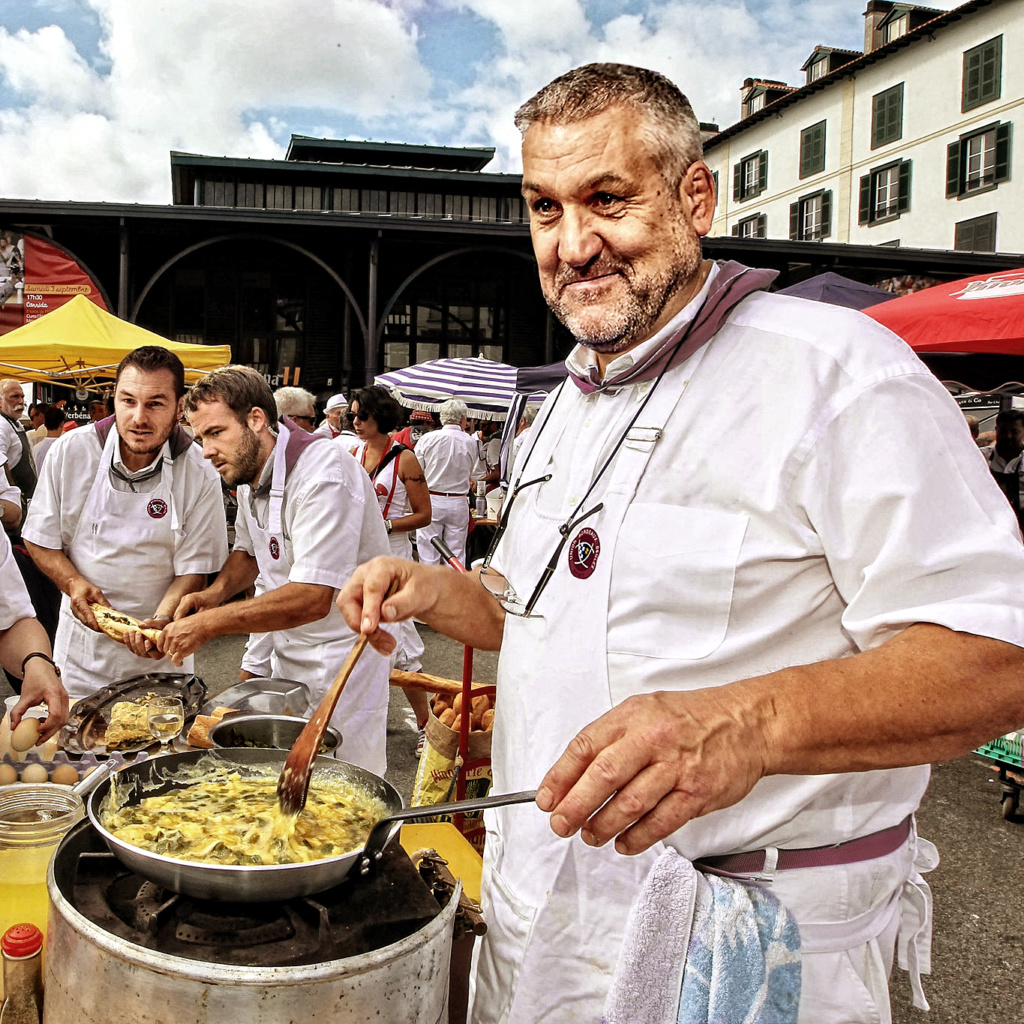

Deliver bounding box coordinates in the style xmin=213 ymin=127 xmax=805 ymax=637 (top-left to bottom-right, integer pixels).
xmin=400 ymin=822 xmax=482 ymax=904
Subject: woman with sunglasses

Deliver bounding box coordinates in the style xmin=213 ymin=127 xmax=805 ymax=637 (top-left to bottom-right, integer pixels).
xmin=347 ymin=387 xmax=434 ymax=746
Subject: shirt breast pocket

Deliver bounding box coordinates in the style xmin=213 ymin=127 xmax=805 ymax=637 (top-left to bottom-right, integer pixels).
xmin=608 ymin=503 xmax=748 ymax=661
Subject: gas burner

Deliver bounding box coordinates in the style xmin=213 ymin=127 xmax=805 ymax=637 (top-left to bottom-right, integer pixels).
xmin=57 ymin=820 xmax=442 ymax=967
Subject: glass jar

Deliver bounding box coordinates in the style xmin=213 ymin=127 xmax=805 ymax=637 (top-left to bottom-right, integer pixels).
xmin=0 ymin=785 xmax=83 ymax=996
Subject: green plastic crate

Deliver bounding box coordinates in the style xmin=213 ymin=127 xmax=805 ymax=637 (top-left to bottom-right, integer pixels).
xmin=974 ymin=732 xmax=1023 ymax=768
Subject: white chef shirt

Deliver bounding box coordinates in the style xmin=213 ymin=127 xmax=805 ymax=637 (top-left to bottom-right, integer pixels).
xmin=415 ymin=424 xmax=481 ymax=493
xmin=0 ymin=416 xmax=26 ymax=470
xmin=0 ymin=530 xmax=34 ymax=630
xmin=495 ymin=279 xmax=1024 ymax=853
xmin=233 ymin=435 xmax=387 ymax=591
xmin=23 ymin=423 xmax=228 ymax=577
xmin=0 ymin=456 xmax=19 ymax=507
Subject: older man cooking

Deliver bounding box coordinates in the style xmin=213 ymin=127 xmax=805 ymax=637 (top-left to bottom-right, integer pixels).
xmin=339 ymin=63 xmax=1024 ymax=1023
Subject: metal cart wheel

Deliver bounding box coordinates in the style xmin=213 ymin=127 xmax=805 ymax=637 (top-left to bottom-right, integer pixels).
xmin=1001 ymin=790 xmax=1019 ymax=821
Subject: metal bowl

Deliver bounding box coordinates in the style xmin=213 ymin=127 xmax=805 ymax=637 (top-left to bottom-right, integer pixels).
xmin=209 ymin=714 xmax=341 ymax=756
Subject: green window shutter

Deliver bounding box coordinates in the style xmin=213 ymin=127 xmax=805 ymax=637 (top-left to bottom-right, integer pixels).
xmin=898 ymin=160 xmax=912 ymax=213
xmin=758 ymin=151 xmax=768 ymax=193
xmin=789 ymin=202 xmax=799 ymax=240
xmin=733 ymin=162 xmax=742 ymax=201
xmin=995 ymin=122 xmax=1012 ymax=183
xmin=858 ymin=175 xmax=871 ymax=224
xmin=732 ymin=222 xmax=741 ymax=236
xmin=887 ymin=86 xmax=903 ymax=143
xmin=946 ymin=141 xmax=962 ymax=197
xmin=981 ymin=37 xmax=1002 ymax=104
xmin=871 ymin=95 xmax=885 ymax=149
xmin=963 ymin=47 xmax=982 ymax=110
xmin=821 ymin=191 xmax=832 ymax=238
xmin=757 ymin=214 xmax=767 ymax=237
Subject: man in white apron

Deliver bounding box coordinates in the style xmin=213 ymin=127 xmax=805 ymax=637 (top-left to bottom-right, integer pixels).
xmin=157 ymin=365 xmax=391 ymax=776
xmin=22 ymin=347 xmax=228 ymax=703
xmin=339 ymin=64 xmax=1024 ymax=1023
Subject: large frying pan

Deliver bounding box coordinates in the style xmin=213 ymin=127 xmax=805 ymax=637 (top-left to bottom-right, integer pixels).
xmin=87 ymin=749 xmax=535 ymax=901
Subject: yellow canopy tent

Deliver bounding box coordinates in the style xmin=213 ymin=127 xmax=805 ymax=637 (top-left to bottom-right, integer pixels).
xmin=0 ymin=295 xmax=231 ymax=389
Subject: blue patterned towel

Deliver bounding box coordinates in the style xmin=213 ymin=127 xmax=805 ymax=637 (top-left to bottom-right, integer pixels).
xmin=603 ymin=848 xmax=801 ymax=1024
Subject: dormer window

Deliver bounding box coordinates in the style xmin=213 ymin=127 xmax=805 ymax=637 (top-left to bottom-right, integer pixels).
xmin=883 ymin=13 xmax=909 ymax=44
xmin=808 ymin=59 xmax=828 ymax=83
xmin=749 ymin=93 xmax=765 ymax=113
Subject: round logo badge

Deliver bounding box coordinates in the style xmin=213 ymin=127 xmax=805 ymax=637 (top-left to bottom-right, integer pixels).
xmin=375 ymin=483 xmax=389 ymax=500
xmin=567 ymin=527 xmax=601 ymax=579
xmin=269 ymin=537 xmax=281 ymax=560
xmin=147 ymin=498 xmax=168 ymax=519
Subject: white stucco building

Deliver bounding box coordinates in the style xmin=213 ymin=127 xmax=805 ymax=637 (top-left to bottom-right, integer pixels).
xmin=704 ymin=0 xmax=1021 ymax=254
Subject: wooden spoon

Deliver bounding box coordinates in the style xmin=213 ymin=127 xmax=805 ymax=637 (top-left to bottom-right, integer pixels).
xmin=277 ymin=580 xmax=398 ymax=816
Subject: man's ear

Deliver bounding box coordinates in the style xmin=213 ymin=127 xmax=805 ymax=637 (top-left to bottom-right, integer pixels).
xmin=175 ymin=395 xmax=185 ymax=422
xmin=248 ymin=405 xmax=267 ymax=432
xmin=681 ymin=161 xmax=716 ymax=237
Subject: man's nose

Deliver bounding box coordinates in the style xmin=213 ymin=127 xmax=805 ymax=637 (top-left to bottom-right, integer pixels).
xmin=556 ymin=207 xmax=602 ymax=267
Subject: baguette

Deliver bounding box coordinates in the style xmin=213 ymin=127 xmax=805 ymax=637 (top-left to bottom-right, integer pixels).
xmin=91 ymin=603 xmax=164 ymax=645
xmin=390 ymin=669 xmax=490 ymax=698
xmin=185 ymin=706 xmax=239 ymax=749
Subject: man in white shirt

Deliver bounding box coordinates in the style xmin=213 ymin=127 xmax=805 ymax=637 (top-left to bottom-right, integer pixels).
xmin=23 ymin=346 xmax=229 ymax=701
xmin=0 ymin=379 xmax=36 ymax=513
xmin=157 ymin=366 xmax=391 ymax=774
xmin=273 ymin=386 xmax=317 ymax=433
xmin=341 ymin=63 xmax=1024 ymax=1023
xmin=314 ymin=393 xmax=352 ymax=441
xmin=414 ymin=398 xmax=480 ymax=567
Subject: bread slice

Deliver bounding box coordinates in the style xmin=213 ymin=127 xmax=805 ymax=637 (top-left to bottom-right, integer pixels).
xmin=91 ymin=604 xmax=164 ymax=645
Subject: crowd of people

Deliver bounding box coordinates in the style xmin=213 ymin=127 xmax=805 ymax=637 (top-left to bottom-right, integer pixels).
xmin=2 ymin=359 xmax=508 ymax=768
xmin=5 ymin=58 xmax=1024 ymax=1024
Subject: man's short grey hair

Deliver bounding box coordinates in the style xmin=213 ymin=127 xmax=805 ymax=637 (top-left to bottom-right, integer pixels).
xmin=514 ymin=63 xmax=702 ymax=190
xmin=440 ymin=399 xmax=469 ymax=425
xmin=274 ymin=386 xmax=316 ymax=418
xmin=521 ymin=406 xmax=538 ymax=428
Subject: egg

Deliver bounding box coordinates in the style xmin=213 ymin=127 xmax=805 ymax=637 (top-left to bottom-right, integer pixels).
xmin=19 ymin=763 xmax=49 ymax=784
xmin=50 ymin=764 xmax=80 ymax=786
xmin=10 ymin=718 xmax=42 ymax=752
xmin=0 ymin=764 xmax=17 ymax=785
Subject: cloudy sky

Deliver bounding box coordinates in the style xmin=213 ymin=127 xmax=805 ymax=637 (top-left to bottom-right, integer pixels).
xmin=0 ymin=0 xmax=962 ymax=204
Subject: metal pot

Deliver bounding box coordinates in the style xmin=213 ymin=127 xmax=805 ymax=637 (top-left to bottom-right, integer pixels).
xmin=209 ymin=713 xmax=342 ymax=755
xmin=87 ymin=749 xmax=537 ymax=902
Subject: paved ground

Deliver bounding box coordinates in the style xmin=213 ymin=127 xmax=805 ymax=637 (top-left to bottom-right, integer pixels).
xmin=5 ymin=627 xmax=1021 ymax=1021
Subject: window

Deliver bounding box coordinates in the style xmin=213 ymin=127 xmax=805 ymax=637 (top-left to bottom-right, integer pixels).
xmin=417 ymin=193 xmax=443 ymax=218
xmin=808 ymin=58 xmax=827 ymax=83
xmin=799 ymin=121 xmax=826 ymax=178
xmin=711 ymin=169 xmax=720 ymax=197
xmin=954 ymin=213 xmax=997 ymax=252
xmin=293 ymin=186 xmax=321 ymax=211
xmin=732 ymin=150 xmax=768 ymax=202
xmin=871 ymin=84 xmax=904 ymax=149
xmin=963 ymin=36 xmax=1002 ymax=112
xmin=332 ymin=188 xmax=359 ymax=213
xmin=732 ymin=214 xmax=767 ymax=238
xmin=789 ymin=190 xmax=831 ymax=241
xmin=390 ymin=191 xmax=414 ymax=216
xmin=238 ymin=182 xmax=264 ymax=208
xmin=472 ymin=196 xmax=499 ymax=221
xmin=947 ymin=122 xmax=1011 ymax=197
xmin=265 ymin=184 xmax=292 ymax=210
xmin=749 ymin=93 xmax=765 ymax=113
xmin=447 ymin=195 xmax=472 ymax=220
xmin=202 ymin=180 xmax=235 ymax=207
xmin=361 ymin=189 xmax=388 ymax=213
xmin=883 ymin=14 xmax=908 ymax=44
xmin=858 ymin=160 xmax=911 ymax=224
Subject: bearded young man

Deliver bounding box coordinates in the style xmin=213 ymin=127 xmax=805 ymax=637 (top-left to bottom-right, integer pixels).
xmin=22 ymin=346 xmax=228 ymax=701
xmin=156 ymin=366 xmax=391 ymax=774
xmin=339 ymin=64 xmax=1024 ymax=1022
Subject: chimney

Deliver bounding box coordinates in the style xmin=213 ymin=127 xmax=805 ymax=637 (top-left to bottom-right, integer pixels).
xmin=863 ymin=0 xmax=895 ymax=51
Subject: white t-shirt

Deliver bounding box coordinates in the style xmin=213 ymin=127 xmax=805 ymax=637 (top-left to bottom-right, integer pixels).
xmin=23 ymin=424 xmax=228 ymax=577
xmin=0 ymin=416 xmax=26 ymax=470
xmin=415 ymin=424 xmax=480 ymax=493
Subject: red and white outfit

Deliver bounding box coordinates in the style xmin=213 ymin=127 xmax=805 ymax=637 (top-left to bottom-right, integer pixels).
xmin=352 ymin=439 xmax=425 ymax=672
xmin=234 ymin=423 xmax=392 ymax=774
xmin=472 ymin=269 xmax=1024 ymax=1023
xmin=415 ymin=424 xmax=480 ymax=567
xmin=23 ymin=419 xmax=228 ymax=702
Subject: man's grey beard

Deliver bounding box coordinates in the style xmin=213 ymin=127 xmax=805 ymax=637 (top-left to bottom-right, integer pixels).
xmin=546 ymin=243 xmax=702 ymax=353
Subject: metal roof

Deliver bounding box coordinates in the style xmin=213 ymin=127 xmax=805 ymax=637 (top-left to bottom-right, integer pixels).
xmin=284 ymin=136 xmax=495 ymax=172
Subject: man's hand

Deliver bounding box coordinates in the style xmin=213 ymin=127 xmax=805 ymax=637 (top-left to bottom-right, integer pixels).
xmin=123 ymin=617 xmax=171 ymax=660
xmin=336 ymin=557 xmax=435 ymax=657
xmin=67 ymin=576 xmax=108 ymax=632
xmin=14 ymin=659 xmax=70 ymax=742
xmin=172 ymin=589 xmax=222 ymax=620
xmin=156 ymin=614 xmax=212 ymax=666
xmin=535 ymin=688 xmax=769 ymax=856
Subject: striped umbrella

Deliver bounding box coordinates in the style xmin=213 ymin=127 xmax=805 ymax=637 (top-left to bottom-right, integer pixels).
xmin=375 ymin=356 xmax=521 ymax=421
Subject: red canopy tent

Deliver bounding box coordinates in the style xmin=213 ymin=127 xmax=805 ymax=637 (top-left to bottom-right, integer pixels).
xmin=865 ymin=267 xmax=1024 ymax=355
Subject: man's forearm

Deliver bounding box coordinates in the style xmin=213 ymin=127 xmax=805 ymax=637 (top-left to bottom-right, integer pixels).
xmin=24 ymin=541 xmax=81 ymax=595
xmin=0 ymin=615 xmax=54 ymax=679
xmin=194 ymin=582 xmax=335 ymax=638
xmin=202 ymin=550 xmax=260 ymax=605
xmin=153 ymin=574 xmax=208 ymax=620
xmin=755 ymin=622 xmax=1024 ymax=775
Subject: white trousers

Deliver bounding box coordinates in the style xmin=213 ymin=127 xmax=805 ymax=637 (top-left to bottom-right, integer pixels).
xmin=417 ymin=494 xmax=470 ymax=567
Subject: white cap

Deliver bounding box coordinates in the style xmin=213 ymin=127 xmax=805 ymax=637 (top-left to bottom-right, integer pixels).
xmin=324 ymin=394 xmax=347 ymax=412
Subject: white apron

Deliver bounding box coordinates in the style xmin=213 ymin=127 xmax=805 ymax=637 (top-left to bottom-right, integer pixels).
xmin=54 ymin=425 xmax=189 ymax=702
xmin=246 ymin=425 xmax=389 ymax=776
xmin=468 ymin=358 xmax=929 ymax=1022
